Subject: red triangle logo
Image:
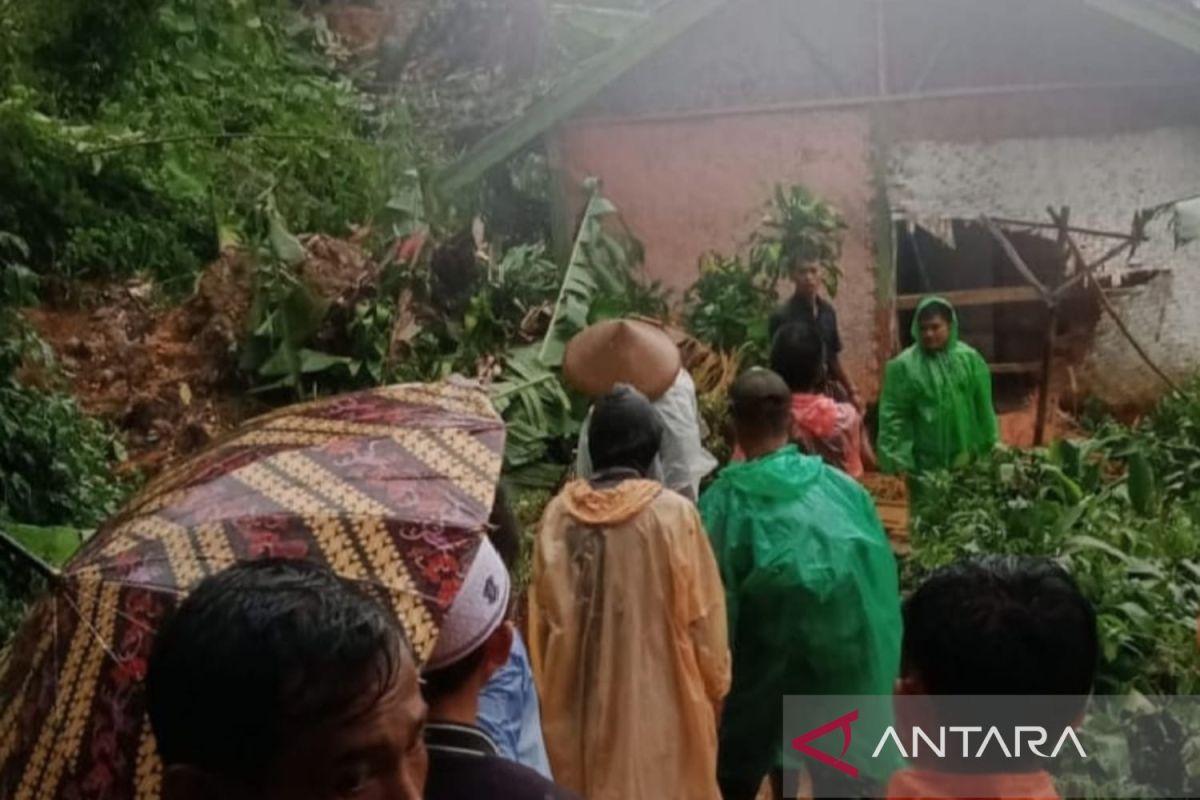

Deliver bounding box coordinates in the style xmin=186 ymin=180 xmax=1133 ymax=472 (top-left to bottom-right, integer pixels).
xmin=790 ymin=708 xmax=860 ymax=779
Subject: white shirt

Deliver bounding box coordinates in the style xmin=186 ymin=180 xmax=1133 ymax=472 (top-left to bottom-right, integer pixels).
xmin=575 ymin=369 xmax=718 ymax=501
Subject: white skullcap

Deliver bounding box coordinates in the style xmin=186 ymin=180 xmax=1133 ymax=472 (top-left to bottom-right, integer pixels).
xmin=426 ymin=537 xmax=511 ymax=671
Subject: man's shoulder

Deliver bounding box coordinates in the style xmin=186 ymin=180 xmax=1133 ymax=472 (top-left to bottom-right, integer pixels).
xmin=647 ymin=486 xmax=701 ymax=520
xmin=954 ymin=340 xmax=987 ymax=360
xmin=426 ymin=750 xmax=580 ymax=800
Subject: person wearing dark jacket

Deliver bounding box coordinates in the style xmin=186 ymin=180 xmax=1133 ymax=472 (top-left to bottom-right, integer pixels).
xmin=423 ymin=537 xmax=578 ymax=800
xmin=768 ymin=260 xmax=861 ymax=409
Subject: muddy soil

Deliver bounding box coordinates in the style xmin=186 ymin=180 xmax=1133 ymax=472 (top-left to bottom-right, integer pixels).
xmin=23 ymin=234 xmax=379 ymax=480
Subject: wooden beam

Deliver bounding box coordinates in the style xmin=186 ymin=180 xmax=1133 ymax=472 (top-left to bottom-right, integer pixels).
xmin=982 ymin=216 xmax=1053 ymax=304
xmin=988 ymin=216 xmax=1144 ymax=243
xmin=434 ymin=0 xmax=729 ymax=197
xmin=895 ymin=286 xmax=1042 ymax=311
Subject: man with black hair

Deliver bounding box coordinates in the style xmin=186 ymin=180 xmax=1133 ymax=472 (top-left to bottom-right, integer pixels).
xmin=422 ymin=537 xmax=578 ymax=800
xmin=888 ymin=556 xmax=1098 ymax=800
xmin=146 ymin=559 xmax=428 ymax=800
xmin=878 ymin=296 xmax=998 ymax=474
xmin=768 ymin=322 xmax=873 ymax=478
xmin=769 ymin=259 xmax=861 ymax=409
xmin=530 ymin=384 xmax=730 ymax=800
xmin=700 ymin=368 xmax=901 ymax=800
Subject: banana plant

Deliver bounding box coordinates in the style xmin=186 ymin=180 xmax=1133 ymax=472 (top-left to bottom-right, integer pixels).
xmin=537 ymin=177 xmax=632 ymax=368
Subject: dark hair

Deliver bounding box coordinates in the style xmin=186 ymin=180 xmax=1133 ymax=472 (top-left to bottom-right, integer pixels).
xmin=730 ymin=368 xmax=791 ymax=440
xmin=903 ymin=556 xmax=1098 ymax=697
xmin=488 ymin=482 xmax=520 ymax=572
xmin=588 ymin=384 xmax=664 ymax=474
xmin=421 ymin=646 xmax=489 ymax=703
xmin=917 ymin=301 xmax=953 ymax=325
xmin=147 ymin=559 xmax=409 ymax=784
xmin=770 ymin=323 xmax=826 ymax=392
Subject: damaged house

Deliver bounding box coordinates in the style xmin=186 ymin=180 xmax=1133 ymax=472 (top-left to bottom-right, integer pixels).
xmin=439 ymin=0 xmax=1200 ymax=429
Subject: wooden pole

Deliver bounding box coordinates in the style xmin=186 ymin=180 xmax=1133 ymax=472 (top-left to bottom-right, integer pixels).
xmin=981 ymin=215 xmax=1062 ymax=444
xmin=1034 ymin=307 xmax=1057 ymax=446
xmin=1049 ymin=208 xmax=1185 ymax=396
xmin=1031 ymin=207 xmax=1072 ymax=447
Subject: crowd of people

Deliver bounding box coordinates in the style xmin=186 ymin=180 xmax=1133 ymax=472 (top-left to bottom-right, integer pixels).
xmin=142 ymin=259 xmax=1094 ymax=800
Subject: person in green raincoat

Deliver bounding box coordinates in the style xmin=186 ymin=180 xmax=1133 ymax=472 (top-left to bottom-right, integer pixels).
xmin=699 ymin=369 xmax=902 ymax=800
xmin=878 ymin=296 xmax=999 ymax=474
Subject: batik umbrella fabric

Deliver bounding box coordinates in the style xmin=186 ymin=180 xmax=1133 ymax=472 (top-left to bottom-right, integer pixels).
xmin=0 ymin=381 xmax=505 ymax=800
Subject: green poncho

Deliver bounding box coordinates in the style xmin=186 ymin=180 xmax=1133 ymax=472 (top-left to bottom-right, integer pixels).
xmin=878 ymin=296 xmax=999 ymax=474
xmin=699 ymin=445 xmax=902 ymax=786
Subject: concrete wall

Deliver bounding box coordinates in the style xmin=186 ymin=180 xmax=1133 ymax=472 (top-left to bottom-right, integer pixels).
xmin=555 ymin=109 xmax=881 ymax=396
xmin=888 ymin=124 xmax=1200 ymax=406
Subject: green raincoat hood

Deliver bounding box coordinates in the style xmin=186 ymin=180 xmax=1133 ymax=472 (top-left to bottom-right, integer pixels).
xmin=878 ymin=296 xmax=999 ymax=474
xmin=910 ymin=295 xmax=960 ymax=350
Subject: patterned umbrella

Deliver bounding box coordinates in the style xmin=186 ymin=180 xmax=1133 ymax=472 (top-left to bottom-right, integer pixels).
xmin=0 ymin=381 xmax=506 ymax=800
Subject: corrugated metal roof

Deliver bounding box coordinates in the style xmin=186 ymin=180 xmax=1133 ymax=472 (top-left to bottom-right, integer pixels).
xmin=435 ymin=0 xmax=1200 ymax=197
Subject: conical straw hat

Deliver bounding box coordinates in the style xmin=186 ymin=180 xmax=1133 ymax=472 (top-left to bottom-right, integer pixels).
xmin=563 ymin=319 xmax=681 ymax=400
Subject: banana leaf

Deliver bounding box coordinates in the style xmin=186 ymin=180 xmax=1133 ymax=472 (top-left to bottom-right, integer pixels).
xmin=538 ymin=178 xmax=630 ymax=367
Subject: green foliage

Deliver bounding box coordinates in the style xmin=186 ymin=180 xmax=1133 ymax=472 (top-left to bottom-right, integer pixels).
xmin=684 ymin=254 xmax=774 ymax=364
xmin=491 ymin=347 xmax=578 ymax=488
xmin=538 ymin=177 xmax=650 ymax=367
xmin=750 ymin=184 xmax=848 ymax=296
xmin=0 ymin=232 xmax=37 ymax=307
xmin=0 ymin=293 xmax=130 ymax=528
xmin=0 ymin=94 xmax=214 ymax=286
xmin=508 ymin=485 xmax=552 ymax=592
xmin=908 ymin=391 xmax=1200 ymax=696
xmin=494 ymin=180 xmax=663 ymax=488
xmin=0 ymin=232 xmax=131 ymax=645
xmin=683 ymin=184 xmax=845 ymax=360
xmin=237 ymin=203 xmax=359 ymax=396
xmin=0 ymin=382 xmax=129 ymax=528
xmin=4 ymin=523 xmax=88 ymax=568
xmin=1 ymin=0 xmax=407 ymax=289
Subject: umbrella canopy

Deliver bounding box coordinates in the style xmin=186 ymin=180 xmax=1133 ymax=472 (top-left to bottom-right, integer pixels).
xmin=0 ymin=381 xmax=505 ymax=800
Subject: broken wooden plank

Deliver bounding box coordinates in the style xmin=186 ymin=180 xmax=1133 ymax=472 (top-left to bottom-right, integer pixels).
xmin=981 ymin=216 xmax=1053 ymax=303
xmin=895 ymin=285 xmax=1042 ymax=310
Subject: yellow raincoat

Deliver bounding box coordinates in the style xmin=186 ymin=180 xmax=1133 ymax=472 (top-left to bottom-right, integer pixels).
xmin=529 ymin=478 xmax=731 ymax=800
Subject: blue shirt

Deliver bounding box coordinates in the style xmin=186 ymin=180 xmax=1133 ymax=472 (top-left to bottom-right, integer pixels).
xmin=476 ymin=630 xmax=553 ymax=779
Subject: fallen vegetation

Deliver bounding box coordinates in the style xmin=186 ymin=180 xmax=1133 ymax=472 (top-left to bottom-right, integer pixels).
xmin=909 ymin=386 xmax=1200 ymax=795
